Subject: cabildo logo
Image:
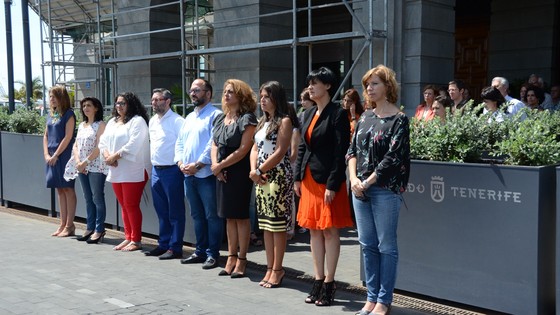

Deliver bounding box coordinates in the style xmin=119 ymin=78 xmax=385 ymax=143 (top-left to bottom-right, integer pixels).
xmin=407 ymin=176 xmax=522 ymax=203
xmin=430 ymin=176 xmax=444 ymax=202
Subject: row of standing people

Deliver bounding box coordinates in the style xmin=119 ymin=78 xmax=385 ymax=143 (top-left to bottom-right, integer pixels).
xmin=43 ymin=64 xmax=410 ymax=315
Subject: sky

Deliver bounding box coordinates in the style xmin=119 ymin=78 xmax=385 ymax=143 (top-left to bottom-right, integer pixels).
xmin=0 ymin=1 xmax=52 ymax=97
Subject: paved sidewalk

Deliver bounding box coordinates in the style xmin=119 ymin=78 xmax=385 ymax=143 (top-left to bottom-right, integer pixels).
xmin=0 ymin=207 xmax=484 ymax=314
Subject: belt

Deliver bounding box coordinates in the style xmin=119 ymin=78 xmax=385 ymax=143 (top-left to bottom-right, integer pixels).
xmin=154 ymin=165 xmax=176 ymax=170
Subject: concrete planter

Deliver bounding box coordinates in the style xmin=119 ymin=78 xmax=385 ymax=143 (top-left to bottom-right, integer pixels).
xmin=395 ymin=160 xmax=555 ymax=314
xmin=0 ymin=131 xmax=196 ymax=245
xmin=1 ymin=132 xmax=53 ymax=211
xmin=557 ymin=167 xmax=560 ymax=315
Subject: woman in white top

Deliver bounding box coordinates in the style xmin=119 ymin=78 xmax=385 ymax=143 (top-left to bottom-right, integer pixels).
xmin=99 ymin=92 xmax=151 ymax=252
xmin=64 ymin=97 xmax=108 ymax=244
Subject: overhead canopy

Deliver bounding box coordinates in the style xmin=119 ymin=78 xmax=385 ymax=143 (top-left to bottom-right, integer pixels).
xmin=27 ymin=0 xmax=114 ymax=32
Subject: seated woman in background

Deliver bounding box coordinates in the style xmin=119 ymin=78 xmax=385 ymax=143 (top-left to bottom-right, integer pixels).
xmin=525 ymin=85 xmax=545 ymax=111
xmin=341 ymin=88 xmax=364 ymax=138
xmin=431 ymin=95 xmax=451 ymax=122
xmin=519 ymin=83 xmax=530 ymax=106
xmin=414 ymin=85 xmax=438 ymax=121
xmin=480 ymin=86 xmax=508 ymax=123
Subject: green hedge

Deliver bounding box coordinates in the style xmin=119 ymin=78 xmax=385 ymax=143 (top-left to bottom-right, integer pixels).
xmin=0 ymin=107 xmax=46 ymax=135
xmin=410 ymin=102 xmax=560 ymax=166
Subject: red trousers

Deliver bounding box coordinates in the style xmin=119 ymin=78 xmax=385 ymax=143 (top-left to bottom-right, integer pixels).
xmin=112 ymin=174 xmax=147 ymax=242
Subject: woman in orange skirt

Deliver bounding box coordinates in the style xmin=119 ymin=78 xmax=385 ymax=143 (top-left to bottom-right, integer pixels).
xmin=294 ymin=67 xmax=353 ymax=307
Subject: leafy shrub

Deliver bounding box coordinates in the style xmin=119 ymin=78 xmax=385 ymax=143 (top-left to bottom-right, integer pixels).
xmin=0 ymin=107 xmax=10 ymax=131
xmin=410 ymin=104 xmax=560 ymax=166
xmin=7 ymin=109 xmax=45 ymax=134
xmin=493 ymin=110 xmax=560 ymax=165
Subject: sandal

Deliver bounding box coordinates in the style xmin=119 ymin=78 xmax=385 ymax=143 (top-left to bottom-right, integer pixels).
xmin=113 ymin=240 xmax=131 ymax=251
xmin=259 ymin=267 xmax=272 ymax=286
xmin=263 ymin=268 xmax=285 ymax=288
xmin=121 ymin=242 xmax=142 ymax=252
xmin=250 ymin=232 xmax=263 ymax=246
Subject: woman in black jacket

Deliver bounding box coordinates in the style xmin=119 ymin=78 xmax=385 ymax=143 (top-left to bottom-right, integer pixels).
xmin=294 ymin=67 xmax=353 ymax=307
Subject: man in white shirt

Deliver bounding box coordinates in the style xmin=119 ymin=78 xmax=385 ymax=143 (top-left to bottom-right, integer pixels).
xmin=175 ymin=79 xmax=223 ymax=269
xmin=491 ymin=76 xmax=525 ymax=115
xmin=146 ymin=88 xmax=186 ymax=260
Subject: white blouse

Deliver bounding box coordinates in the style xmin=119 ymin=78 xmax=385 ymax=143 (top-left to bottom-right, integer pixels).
xmin=98 ymin=115 xmax=151 ymax=183
xmin=63 ymin=121 xmax=107 ymax=181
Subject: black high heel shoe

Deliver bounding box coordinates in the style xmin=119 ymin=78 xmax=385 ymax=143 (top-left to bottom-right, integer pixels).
xmin=218 ymin=254 xmax=237 ymax=276
xmin=86 ymin=231 xmax=106 ymax=244
xmin=263 ymin=268 xmax=284 ymax=288
xmin=315 ymin=281 xmax=337 ymax=306
xmin=77 ymin=230 xmax=94 ymax=242
xmin=230 ymin=257 xmax=247 ymax=278
xmin=305 ymin=278 xmax=324 ymax=303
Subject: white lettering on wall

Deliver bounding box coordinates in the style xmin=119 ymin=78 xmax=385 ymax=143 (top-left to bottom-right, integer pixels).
xmin=408 ymin=176 xmax=522 ymax=204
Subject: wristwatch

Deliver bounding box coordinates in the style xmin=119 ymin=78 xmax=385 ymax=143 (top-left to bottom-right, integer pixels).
xmin=195 ymin=163 xmax=202 ymax=170
xmin=255 ymin=168 xmax=262 ymax=176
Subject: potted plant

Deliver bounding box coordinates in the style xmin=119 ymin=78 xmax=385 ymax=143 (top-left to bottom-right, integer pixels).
xmin=396 ymin=105 xmax=559 ymax=314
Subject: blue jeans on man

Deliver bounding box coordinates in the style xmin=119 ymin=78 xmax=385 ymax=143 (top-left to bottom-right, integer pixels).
xmin=78 ymin=172 xmax=107 ymax=233
xmin=151 ymin=165 xmax=186 ymax=253
xmin=184 ymin=175 xmax=223 ymax=260
xmin=352 ymin=185 xmax=402 ymax=305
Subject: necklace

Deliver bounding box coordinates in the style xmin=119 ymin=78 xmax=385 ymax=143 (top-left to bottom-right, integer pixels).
xmin=50 ymin=111 xmax=60 ymax=124
xmin=225 ymin=113 xmax=239 ymax=125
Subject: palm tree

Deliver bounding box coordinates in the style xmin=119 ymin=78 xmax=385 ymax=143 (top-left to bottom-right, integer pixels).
xmin=15 ymin=76 xmax=44 ymax=106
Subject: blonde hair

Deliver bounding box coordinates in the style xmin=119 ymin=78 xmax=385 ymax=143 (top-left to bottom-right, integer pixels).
xmin=221 ymin=79 xmax=257 ymax=115
xmin=49 ymin=85 xmax=72 ymax=115
xmin=361 ymin=65 xmax=399 ymax=107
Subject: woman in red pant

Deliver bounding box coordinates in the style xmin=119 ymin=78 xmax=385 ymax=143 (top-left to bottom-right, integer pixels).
xmin=99 ymin=92 xmax=151 ymax=251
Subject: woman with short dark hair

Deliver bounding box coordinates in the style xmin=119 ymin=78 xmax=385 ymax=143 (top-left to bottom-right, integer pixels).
xmin=294 ymin=67 xmax=353 ymax=306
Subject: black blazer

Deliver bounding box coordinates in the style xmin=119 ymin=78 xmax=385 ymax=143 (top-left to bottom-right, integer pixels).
xmin=294 ymin=102 xmax=350 ymax=191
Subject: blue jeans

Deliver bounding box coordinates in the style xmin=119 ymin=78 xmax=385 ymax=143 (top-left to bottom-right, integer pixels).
xmin=78 ymin=172 xmax=107 ymax=233
xmin=353 ymin=186 xmax=402 ymax=305
xmin=151 ymin=166 xmax=186 ymax=252
xmin=184 ymin=175 xmax=223 ymax=259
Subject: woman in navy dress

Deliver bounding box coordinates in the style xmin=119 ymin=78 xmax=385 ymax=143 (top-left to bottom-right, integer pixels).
xmin=43 ymin=86 xmax=77 ymax=237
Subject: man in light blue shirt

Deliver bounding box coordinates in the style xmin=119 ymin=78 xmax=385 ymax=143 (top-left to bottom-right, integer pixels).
xmin=146 ymin=88 xmax=185 ymax=260
xmin=175 ymin=78 xmax=223 ymax=269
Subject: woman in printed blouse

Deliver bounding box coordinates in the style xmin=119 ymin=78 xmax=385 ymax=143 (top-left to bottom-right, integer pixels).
xmin=294 ymin=67 xmax=353 ymax=307
xmin=211 ymin=79 xmax=257 ymax=278
xmin=64 ymin=97 xmax=108 ymax=243
xmin=44 ymin=86 xmax=77 ymax=237
xmin=347 ymin=65 xmax=410 ymax=315
xmin=99 ymin=92 xmax=151 ymax=252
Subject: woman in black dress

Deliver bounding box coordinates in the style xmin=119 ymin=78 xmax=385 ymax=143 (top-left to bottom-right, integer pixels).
xmin=43 ymin=86 xmax=77 ymax=237
xmin=211 ymin=79 xmax=257 ymax=278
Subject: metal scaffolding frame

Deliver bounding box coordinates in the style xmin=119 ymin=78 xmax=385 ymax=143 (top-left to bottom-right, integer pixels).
xmin=29 ymin=0 xmax=387 ymax=108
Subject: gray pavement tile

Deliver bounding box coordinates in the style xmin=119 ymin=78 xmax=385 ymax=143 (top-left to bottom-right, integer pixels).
xmin=0 ymin=208 xmax=490 ymax=315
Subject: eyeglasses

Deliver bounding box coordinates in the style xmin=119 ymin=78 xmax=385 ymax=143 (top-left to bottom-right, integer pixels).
xmin=151 ymin=97 xmax=166 ymax=102
xmin=189 ymin=88 xmax=208 ymax=94
xmin=115 ymin=101 xmax=126 ymax=107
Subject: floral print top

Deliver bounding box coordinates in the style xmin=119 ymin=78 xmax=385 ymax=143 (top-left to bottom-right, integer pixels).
xmin=346 ymin=111 xmax=410 ymax=194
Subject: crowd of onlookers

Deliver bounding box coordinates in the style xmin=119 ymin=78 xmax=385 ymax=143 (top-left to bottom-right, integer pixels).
xmin=414 ymin=74 xmax=560 ymax=124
